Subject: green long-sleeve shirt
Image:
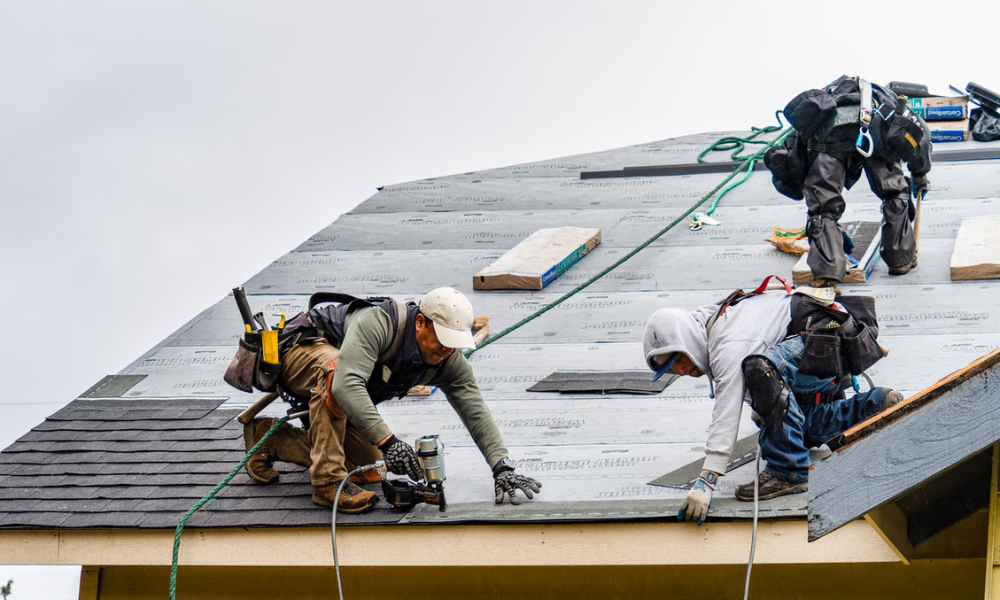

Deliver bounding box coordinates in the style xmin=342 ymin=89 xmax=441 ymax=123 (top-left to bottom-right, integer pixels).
xmin=328 ymin=305 xmax=509 ymax=469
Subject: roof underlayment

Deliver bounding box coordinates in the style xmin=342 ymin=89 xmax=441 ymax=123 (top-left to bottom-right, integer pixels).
xmin=3 ymin=131 xmax=1000 ymax=530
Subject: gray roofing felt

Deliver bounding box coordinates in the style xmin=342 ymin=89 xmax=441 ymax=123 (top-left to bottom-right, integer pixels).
xmin=2 ymin=131 xmax=999 ymax=530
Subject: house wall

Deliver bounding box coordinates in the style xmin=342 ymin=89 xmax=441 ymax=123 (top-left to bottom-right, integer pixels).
xmin=88 ymin=561 xmax=984 ymax=600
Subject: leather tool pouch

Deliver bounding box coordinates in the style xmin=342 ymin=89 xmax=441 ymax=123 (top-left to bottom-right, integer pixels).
xmin=224 ymin=331 xmax=282 ymax=393
xmin=223 ymin=315 xmax=322 ymax=393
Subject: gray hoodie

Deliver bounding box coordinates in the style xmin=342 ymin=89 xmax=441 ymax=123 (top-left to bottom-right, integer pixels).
xmin=643 ymin=290 xmax=793 ymax=475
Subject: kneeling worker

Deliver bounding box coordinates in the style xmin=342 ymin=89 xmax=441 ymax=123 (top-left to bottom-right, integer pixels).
xmin=642 ymin=283 xmax=901 ymax=525
xmin=249 ymin=287 xmax=541 ymax=513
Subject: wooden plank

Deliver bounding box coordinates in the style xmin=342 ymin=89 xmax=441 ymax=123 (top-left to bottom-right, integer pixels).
xmin=951 ymin=215 xmax=1000 ymax=281
xmin=79 ymin=565 xmax=100 ymax=600
xmin=828 ymin=347 xmax=1000 ymax=451
xmin=791 ymin=222 xmax=882 ymax=284
xmin=808 ymin=352 xmax=1000 ymax=541
xmin=473 ymin=227 xmax=601 ymax=290
xmin=864 ymin=502 xmax=913 ymax=565
xmin=988 ymin=444 xmax=1000 ymax=600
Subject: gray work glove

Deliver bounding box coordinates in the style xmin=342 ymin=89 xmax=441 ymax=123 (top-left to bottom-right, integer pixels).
xmin=912 ymin=175 xmax=930 ymax=201
xmin=678 ymin=470 xmax=717 ymax=526
xmin=493 ymin=460 xmax=542 ymax=505
xmin=377 ymin=435 xmax=424 ymax=481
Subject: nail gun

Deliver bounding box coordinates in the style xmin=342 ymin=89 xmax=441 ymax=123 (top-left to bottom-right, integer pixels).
xmin=381 ymin=435 xmax=447 ymax=511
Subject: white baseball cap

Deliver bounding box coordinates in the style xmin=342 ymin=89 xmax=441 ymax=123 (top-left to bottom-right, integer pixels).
xmin=419 ymin=287 xmax=476 ymax=349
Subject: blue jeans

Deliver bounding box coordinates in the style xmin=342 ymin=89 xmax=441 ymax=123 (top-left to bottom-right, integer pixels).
xmin=755 ymin=336 xmax=890 ymax=483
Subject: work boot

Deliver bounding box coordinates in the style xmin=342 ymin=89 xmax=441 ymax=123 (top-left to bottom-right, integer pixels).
xmin=735 ymin=471 xmax=808 ymax=502
xmin=244 ymin=418 xmax=280 ymax=484
xmin=808 ymin=278 xmax=841 ymax=294
xmin=349 ymin=468 xmax=383 ymax=485
xmin=888 ymin=256 xmax=918 ymax=275
xmin=878 ymin=389 xmax=905 ymax=412
xmin=312 ymin=480 xmax=379 ymax=513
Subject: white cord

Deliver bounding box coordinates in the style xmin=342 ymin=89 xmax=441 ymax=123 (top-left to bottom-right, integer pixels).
xmin=743 ymin=434 xmax=762 ymax=600
xmin=332 ymin=461 xmax=383 ymax=600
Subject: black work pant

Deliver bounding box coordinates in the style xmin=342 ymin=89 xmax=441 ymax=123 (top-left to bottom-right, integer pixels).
xmin=804 ymin=151 xmax=916 ymax=281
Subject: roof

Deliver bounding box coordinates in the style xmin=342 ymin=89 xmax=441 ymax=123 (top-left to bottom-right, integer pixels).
xmin=3 ymin=131 xmax=1000 ymax=532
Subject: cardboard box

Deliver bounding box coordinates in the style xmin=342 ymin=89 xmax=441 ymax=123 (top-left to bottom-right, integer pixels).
xmin=792 ymin=221 xmax=882 ymax=284
xmin=907 ymin=95 xmax=969 ymax=120
xmin=927 ymin=119 xmax=969 ymax=143
xmin=473 ymin=226 xmax=601 ymax=290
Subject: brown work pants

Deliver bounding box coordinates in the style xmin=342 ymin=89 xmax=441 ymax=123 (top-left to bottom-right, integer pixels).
xmin=280 ymin=339 xmax=382 ymax=486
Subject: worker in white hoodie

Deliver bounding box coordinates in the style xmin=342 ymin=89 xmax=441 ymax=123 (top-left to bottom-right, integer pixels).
xmin=642 ymin=284 xmax=902 ymax=525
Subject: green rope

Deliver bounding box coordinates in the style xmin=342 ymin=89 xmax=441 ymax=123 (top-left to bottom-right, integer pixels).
xmin=702 ymin=157 xmax=758 ymax=218
xmin=696 ymin=111 xmax=785 ymax=163
xmin=466 ymin=125 xmax=792 ymax=358
xmin=169 ymin=415 xmax=290 ymax=600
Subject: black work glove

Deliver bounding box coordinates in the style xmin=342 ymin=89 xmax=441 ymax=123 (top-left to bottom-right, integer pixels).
xmin=493 ymin=463 xmax=541 ymax=505
xmin=377 ymin=435 xmax=424 ymax=481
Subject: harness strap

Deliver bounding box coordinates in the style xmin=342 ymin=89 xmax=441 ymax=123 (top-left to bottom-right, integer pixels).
xmin=379 ymin=299 xmax=408 ymax=364
xmin=856 ymin=78 xmax=874 ymax=157
xmin=705 ymin=275 xmax=793 ymax=337
xmin=307 ymin=292 xmax=408 ymax=364
xmin=858 ymin=78 xmax=873 ymax=128
xmin=750 ymin=275 xmax=792 ymax=295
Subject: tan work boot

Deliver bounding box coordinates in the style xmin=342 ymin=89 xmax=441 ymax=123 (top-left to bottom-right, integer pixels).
xmin=244 ymin=418 xmax=280 ymax=484
xmin=808 ymin=278 xmax=841 ymax=294
xmin=349 ymin=468 xmax=383 ymax=485
xmin=312 ymin=480 xmax=379 ymax=513
xmin=244 ymin=418 xmax=313 ymax=484
xmin=735 ymin=471 xmax=808 ymax=502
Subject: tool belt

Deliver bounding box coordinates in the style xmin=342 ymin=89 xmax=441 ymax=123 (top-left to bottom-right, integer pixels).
xmin=223 ymin=316 xmax=322 ymax=394
xmin=796 ymin=300 xmax=884 ymax=379
xmin=223 ymin=291 xmax=407 ymax=394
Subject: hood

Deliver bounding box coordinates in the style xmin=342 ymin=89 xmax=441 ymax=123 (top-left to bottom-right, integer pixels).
xmin=642 ymin=304 xmax=717 ymax=378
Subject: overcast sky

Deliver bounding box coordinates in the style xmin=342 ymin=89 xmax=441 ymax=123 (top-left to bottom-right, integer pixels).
xmin=2 ymin=1 xmax=998 ymax=597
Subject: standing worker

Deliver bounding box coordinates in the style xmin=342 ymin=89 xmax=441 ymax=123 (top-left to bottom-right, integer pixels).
xmin=766 ymin=76 xmax=932 ymax=288
xmin=642 ymin=282 xmax=902 ymax=525
xmin=246 ymin=287 xmax=541 ymax=513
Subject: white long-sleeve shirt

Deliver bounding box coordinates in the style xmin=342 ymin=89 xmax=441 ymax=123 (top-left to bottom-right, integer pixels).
xmin=643 ymin=291 xmax=793 ymax=474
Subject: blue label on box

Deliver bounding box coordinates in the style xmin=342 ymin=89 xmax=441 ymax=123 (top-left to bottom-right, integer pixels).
xmin=925 ymin=105 xmax=965 ymax=119
xmin=930 ymin=130 xmax=966 ymax=143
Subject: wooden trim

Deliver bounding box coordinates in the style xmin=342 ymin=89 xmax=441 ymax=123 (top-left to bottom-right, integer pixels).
xmin=987 ymin=444 xmax=999 ymax=600
xmin=0 ymin=519 xmax=898 ymax=568
xmin=864 ymin=502 xmax=913 ymax=565
xmin=79 ymin=566 xmax=100 ymax=600
xmin=830 ymin=347 xmax=1000 ymax=451
xmin=92 ymin=562 xmax=986 ymax=600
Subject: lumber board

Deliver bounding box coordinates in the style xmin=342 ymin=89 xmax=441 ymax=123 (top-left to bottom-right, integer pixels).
xmin=951 ymin=215 xmax=1000 ymax=280
xmin=863 ymin=502 xmax=914 ymax=564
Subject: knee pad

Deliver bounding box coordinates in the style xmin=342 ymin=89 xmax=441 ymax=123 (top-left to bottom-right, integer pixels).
xmin=742 ymin=355 xmax=790 ymax=432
